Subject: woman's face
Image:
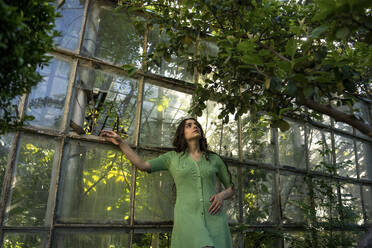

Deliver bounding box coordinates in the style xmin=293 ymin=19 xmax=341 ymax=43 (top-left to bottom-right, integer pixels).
xmin=183 ymin=119 xmax=201 ymax=142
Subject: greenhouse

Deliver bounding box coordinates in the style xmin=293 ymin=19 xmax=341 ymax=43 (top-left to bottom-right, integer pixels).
xmin=0 ymin=0 xmax=372 ymax=247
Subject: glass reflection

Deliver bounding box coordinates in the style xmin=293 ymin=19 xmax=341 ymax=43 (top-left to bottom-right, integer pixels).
xmin=135 ymin=150 xmax=175 ymax=222
xmin=334 ymin=135 xmax=356 ymax=178
xmin=81 ymin=0 xmax=144 ymax=66
xmin=279 ymin=121 xmax=306 ymax=169
xmin=140 ymin=81 xmax=192 ymax=148
xmin=4 ymin=134 xmax=58 ymax=226
xmin=280 ymin=174 xmax=307 ymax=224
xmin=57 ymin=140 xmax=131 ymax=223
xmin=25 ymin=58 xmax=71 ymax=130
xmin=70 ymin=66 xmax=138 ymax=144
xmin=242 ymin=167 xmax=273 ymax=223
xmin=54 ymin=230 xmax=130 ymax=248
xmin=54 ymin=0 xmax=85 ymax=51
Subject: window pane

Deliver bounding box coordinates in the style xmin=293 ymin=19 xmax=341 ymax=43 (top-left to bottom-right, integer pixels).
xmin=54 ymin=230 xmax=130 ymax=248
xmin=132 ymin=231 xmax=171 ymax=248
xmin=362 ymin=185 xmax=372 ymax=224
xmin=54 ymin=0 xmax=85 ymax=51
xmin=56 ymin=139 xmax=131 ymax=223
xmin=340 ymin=183 xmax=363 ymax=225
xmin=308 ymin=108 xmax=331 ymax=126
xmin=284 ymin=231 xmax=346 ymax=248
xmin=244 ymin=231 xmax=279 ymax=248
xmin=280 ymin=173 xmax=307 ymax=224
xmin=147 ymin=26 xmax=194 ymax=82
xmin=198 ymin=101 xmax=223 ymax=154
xmin=221 ymin=116 xmax=239 ymax=159
xmin=242 ymin=167 xmax=274 ymax=224
xmin=241 ymin=115 xmax=273 ymax=164
xmin=333 ymin=104 xmax=353 ymax=133
xmin=3 ymin=232 xmax=47 ymax=248
xmin=284 ymin=231 xmax=364 ymax=248
xmin=4 ymin=134 xmax=58 ymax=226
xmin=81 ymin=0 xmax=144 ymax=67
xmin=135 ymin=150 xmax=175 ymax=222
xmin=357 ymin=141 xmax=372 ymax=180
xmin=334 ymin=135 xmax=356 ymax=178
xmin=354 ymin=102 xmax=371 ymax=139
xmin=25 ymin=58 xmax=71 ymax=130
xmin=312 ymin=178 xmax=339 ymax=223
xmin=140 ymin=81 xmax=192 ymax=148
xmin=308 ymin=128 xmax=333 ymax=174
xmin=70 ymin=65 xmax=138 ymax=144
xmin=0 ymin=133 xmax=14 ymax=199
xmin=223 ymin=164 xmax=239 ymax=223
xmin=279 ymin=121 xmax=306 ymax=169
xmin=198 ymin=40 xmax=219 ymax=86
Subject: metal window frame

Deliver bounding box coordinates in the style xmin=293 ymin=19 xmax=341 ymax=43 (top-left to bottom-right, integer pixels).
xmin=0 ymin=0 xmax=371 ymax=247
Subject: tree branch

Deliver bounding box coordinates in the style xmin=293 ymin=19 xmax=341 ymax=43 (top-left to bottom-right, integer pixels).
xmin=299 ymin=98 xmax=372 ymax=138
xmin=258 ymin=42 xmax=291 ymax=62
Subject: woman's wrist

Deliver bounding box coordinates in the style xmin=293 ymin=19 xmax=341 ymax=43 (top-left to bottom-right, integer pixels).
xmin=219 ymin=187 xmax=234 ymax=200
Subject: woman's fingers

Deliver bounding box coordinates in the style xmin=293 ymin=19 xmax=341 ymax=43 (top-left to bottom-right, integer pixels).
xmin=209 ymin=199 xmax=223 ymax=214
xmin=210 ymin=203 xmax=222 ymax=214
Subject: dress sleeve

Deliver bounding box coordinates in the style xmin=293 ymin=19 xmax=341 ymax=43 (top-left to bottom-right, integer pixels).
xmin=146 ymin=151 xmax=172 ymax=173
xmin=215 ymin=155 xmax=233 ymax=189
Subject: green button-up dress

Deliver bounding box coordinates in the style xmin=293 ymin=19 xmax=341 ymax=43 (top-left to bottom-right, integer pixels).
xmin=147 ymin=151 xmax=233 ymax=248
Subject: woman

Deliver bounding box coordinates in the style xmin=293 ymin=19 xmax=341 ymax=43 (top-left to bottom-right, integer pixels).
xmin=101 ymin=118 xmax=235 ymax=248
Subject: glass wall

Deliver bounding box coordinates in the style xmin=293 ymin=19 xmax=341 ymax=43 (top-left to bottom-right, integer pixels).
xmin=0 ymin=0 xmax=371 ymax=247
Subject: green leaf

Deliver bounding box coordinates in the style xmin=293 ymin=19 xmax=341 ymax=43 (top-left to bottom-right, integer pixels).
xmin=311 ymin=25 xmax=329 ymax=38
xmin=237 ymin=40 xmax=254 ymax=52
xmin=122 ymin=64 xmax=138 ymax=76
xmin=285 ymin=38 xmax=296 ymax=58
xmin=265 ymin=77 xmax=270 ymax=89
xmin=287 ymin=81 xmax=297 ymax=97
xmin=278 ymin=119 xmax=291 ymax=132
xmin=270 ymin=77 xmax=281 ymax=92
xmin=241 ymin=54 xmax=263 ymax=65
xmin=303 ymin=87 xmax=313 ymax=98
xmin=335 ymin=27 xmax=350 ymax=39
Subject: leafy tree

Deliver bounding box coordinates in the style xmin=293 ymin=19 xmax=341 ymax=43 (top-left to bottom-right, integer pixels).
xmin=0 ymin=0 xmax=60 ymax=134
xmin=120 ymin=0 xmax=372 ymax=137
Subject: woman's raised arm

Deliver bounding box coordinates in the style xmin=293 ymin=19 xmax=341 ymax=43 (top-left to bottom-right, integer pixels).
xmin=100 ymin=130 xmax=151 ymax=172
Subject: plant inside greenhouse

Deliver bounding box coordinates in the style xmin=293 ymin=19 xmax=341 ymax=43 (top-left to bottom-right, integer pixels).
xmin=0 ymin=0 xmax=371 ymax=247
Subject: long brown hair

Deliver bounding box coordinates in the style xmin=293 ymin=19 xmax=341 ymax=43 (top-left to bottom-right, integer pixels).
xmin=173 ymin=118 xmax=234 ymax=189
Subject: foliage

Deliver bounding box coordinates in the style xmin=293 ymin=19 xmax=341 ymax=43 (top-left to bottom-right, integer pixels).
xmin=0 ymin=0 xmax=60 ymax=134
xmin=120 ymin=0 xmax=372 ymax=136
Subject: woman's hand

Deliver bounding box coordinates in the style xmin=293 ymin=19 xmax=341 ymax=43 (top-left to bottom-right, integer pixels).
xmin=100 ymin=130 xmax=123 ymax=146
xmin=208 ymin=193 xmax=224 ymax=215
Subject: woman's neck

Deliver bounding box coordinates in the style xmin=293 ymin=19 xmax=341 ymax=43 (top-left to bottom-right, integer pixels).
xmin=187 ymin=140 xmax=201 ymax=154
